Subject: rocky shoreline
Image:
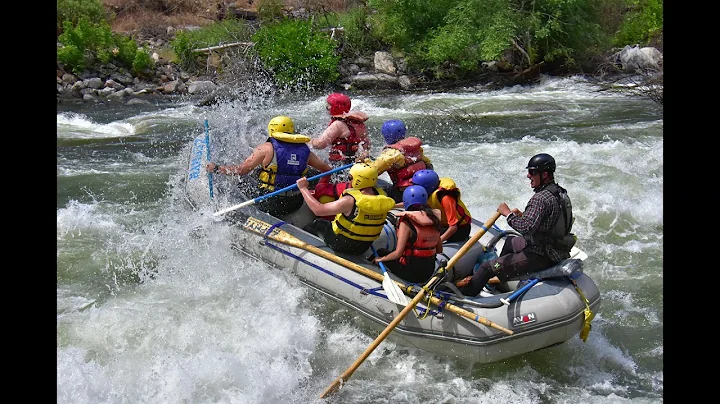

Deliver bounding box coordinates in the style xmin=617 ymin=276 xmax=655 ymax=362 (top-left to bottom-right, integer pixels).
xmin=57 ymin=30 xmax=663 ymax=106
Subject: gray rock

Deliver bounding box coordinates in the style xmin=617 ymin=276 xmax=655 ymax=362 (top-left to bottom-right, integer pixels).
xmin=374 ymin=51 xmax=396 ymax=75
xmin=349 ymin=73 xmax=400 ymax=90
xmin=61 ymin=73 xmax=77 ymax=85
xmin=84 ymin=77 xmax=104 ymax=89
xmin=127 ymin=98 xmax=151 ymax=105
xmin=188 ymin=80 xmax=217 ymax=94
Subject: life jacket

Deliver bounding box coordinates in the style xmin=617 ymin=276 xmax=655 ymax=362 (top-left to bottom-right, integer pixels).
xmin=426 ymin=178 xmax=472 ymax=227
xmin=394 ymin=210 xmax=441 ymax=265
xmin=257 ymin=133 xmax=311 ymax=191
xmin=332 ymin=187 xmax=397 ymax=242
xmin=384 ymin=137 xmax=428 ymax=188
xmin=527 ymin=183 xmax=576 ymax=252
xmin=312 ymin=181 xmax=351 ymax=220
xmin=328 ymin=116 xmax=368 ymax=164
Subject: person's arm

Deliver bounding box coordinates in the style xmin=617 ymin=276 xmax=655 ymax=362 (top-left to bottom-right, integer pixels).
xmin=439 ymin=195 xmax=460 ymax=242
xmin=207 ymin=143 xmax=269 ymax=176
xmin=310 ymin=121 xmax=345 ymax=149
xmin=420 ymin=149 xmax=433 ymax=170
xmin=504 ymin=195 xmax=543 ymax=234
xmin=298 ymin=177 xmax=354 ymax=217
xmin=435 ymin=234 xmax=443 ymax=254
xmin=370 ymin=148 xmax=404 ymax=175
xmin=308 ymin=152 xmax=332 ymax=172
xmin=375 ymin=221 xmax=409 ymax=263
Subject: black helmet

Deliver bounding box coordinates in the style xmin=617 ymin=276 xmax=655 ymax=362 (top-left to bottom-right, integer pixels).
xmin=526 ymin=153 xmax=556 ymax=173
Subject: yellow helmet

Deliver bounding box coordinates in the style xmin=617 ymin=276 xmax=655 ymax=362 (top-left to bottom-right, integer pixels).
xmin=267 ymin=116 xmax=294 ymax=136
xmin=349 ymin=163 xmax=378 ymax=189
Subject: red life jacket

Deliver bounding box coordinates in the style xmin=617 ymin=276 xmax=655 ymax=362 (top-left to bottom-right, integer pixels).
xmin=395 ymin=210 xmax=440 ymax=265
xmin=385 ymin=137 xmax=428 ymax=188
xmin=312 ymin=181 xmax=351 ymax=220
xmin=328 ymin=117 xmax=367 ymax=163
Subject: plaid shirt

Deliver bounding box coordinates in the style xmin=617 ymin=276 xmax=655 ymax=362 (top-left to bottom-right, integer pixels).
xmin=506 ymin=182 xmax=567 ymax=262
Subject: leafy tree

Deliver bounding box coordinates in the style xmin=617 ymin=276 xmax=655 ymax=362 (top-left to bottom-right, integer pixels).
xmin=368 ymin=0 xmax=457 ymax=50
xmin=613 ymin=0 xmax=663 ymax=47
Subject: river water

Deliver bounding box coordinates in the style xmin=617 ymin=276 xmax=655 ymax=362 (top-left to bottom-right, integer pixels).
xmin=57 ymin=76 xmax=663 ymax=403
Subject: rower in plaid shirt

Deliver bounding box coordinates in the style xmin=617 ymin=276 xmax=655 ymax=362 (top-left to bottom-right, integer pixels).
xmin=456 ymin=153 xmax=577 ymax=296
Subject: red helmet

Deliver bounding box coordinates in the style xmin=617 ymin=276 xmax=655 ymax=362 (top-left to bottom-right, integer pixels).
xmin=327 ymin=93 xmax=351 ymax=116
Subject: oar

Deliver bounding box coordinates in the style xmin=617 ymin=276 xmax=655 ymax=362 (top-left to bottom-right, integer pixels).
xmin=371 ymin=245 xmax=410 ymax=306
xmin=213 ymin=163 xmax=353 ymax=216
xmin=319 ymin=211 xmax=503 ymax=399
xmin=500 ymin=278 xmax=540 ymax=305
xmin=204 ymin=119 xmax=214 ymax=199
xmin=240 ymin=216 xmax=511 ymax=334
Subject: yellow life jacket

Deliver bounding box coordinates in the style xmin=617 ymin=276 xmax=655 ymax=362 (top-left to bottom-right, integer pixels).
xmin=427 ymin=177 xmax=472 ymax=226
xmin=332 ymin=187 xmax=396 ymax=241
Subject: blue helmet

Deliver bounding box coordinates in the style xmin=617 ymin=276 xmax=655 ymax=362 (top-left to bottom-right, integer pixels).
xmin=381 ymin=120 xmax=406 ymax=144
xmin=403 ymin=185 xmax=428 ymax=209
xmin=411 ymin=169 xmax=440 ymax=194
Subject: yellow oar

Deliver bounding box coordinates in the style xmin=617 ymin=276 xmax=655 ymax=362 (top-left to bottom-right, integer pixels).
xmin=319 ymin=211 xmax=503 ymax=399
xmin=239 ymin=216 xmax=511 ymax=335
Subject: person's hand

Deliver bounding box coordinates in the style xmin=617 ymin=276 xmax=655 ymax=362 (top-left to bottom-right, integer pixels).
xmin=511 ymin=208 xmax=522 ymax=217
xmin=206 ymin=162 xmax=217 ymax=173
xmin=296 ymin=177 xmax=309 ymax=190
xmin=373 ymin=257 xmax=383 ymax=264
xmin=455 ymin=276 xmax=472 ymax=288
xmin=497 ymin=202 xmax=511 ymax=216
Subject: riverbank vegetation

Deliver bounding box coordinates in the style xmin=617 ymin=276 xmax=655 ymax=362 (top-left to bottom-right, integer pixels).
xmin=57 ymin=0 xmax=662 ymax=97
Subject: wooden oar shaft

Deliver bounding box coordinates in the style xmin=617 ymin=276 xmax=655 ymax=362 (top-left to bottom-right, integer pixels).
xmin=317 ymin=210 xmax=502 ymax=398
xmin=319 ymin=275 xmax=440 ymax=398
xmin=446 ymin=212 xmax=501 ymax=269
xmin=246 ymin=215 xmax=512 ymax=335
xmin=263 ymin=224 xmax=511 ymax=334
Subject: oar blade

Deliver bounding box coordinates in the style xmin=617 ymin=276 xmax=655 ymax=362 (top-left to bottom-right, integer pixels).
xmin=383 ymin=273 xmax=410 ymax=305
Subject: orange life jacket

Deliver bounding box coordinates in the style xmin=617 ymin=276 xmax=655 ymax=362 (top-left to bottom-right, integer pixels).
xmin=394 ymin=210 xmax=440 ymax=265
xmin=385 ymin=137 xmax=428 ymax=188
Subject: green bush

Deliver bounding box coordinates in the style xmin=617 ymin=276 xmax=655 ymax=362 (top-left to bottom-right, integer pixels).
xmin=57 ymin=45 xmax=86 ymax=73
xmin=133 ymin=47 xmax=153 ymax=73
xmin=57 ymin=17 xmax=154 ymax=75
xmin=57 ymin=0 xmax=107 ymax=35
xmin=336 ymin=7 xmax=383 ymax=59
xmin=613 ymin=0 xmax=663 ymax=47
xmin=252 ymin=20 xmax=341 ymax=89
xmin=170 ymin=18 xmax=251 ymax=71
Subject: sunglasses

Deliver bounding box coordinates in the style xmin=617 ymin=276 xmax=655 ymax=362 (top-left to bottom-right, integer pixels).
xmin=528 ymin=169 xmax=540 ymax=176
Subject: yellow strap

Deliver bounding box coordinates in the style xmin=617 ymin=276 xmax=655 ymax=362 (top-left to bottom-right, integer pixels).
xmin=413 ymin=285 xmax=434 ymax=319
xmin=571 ymin=279 xmax=595 ymax=343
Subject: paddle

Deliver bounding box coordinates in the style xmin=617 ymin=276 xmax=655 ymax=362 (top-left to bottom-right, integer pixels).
xmin=319 ymin=211 xmax=503 ymax=399
xmin=500 ymin=278 xmax=540 ymax=305
xmin=371 ymin=245 xmax=410 ymax=306
xmin=212 ymin=163 xmax=353 ymax=217
xmin=204 ymin=119 xmax=214 ymax=199
xmin=240 ymin=216 xmax=511 ymax=335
